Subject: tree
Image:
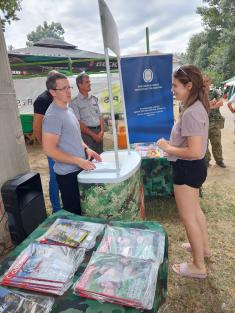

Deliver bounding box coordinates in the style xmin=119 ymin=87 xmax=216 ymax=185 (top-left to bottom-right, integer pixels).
xmin=0 ymin=0 xmax=22 ymax=30
xmin=197 ymin=0 xmax=235 ymax=33
xmin=185 ymin=0 xmax=235 ymax=85
xmin=26 ymin=21 xmax=65 ymax=46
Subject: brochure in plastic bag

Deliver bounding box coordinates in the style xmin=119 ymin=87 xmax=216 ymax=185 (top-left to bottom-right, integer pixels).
xmin=133 ymin=142 xmax=165 ymax=158
xmin=97 ymin=225 xmax=165 ymax=263
xmin=0 ymin=286 xmax=54 ymax=313
xmin=1 ymin=243 xmax=85 ymax=295
xmin=37 ymin=218 xmax=88 ymax=247
xmin=74 ymin=252 xmax=159 ymax=310
xmin=38 ymin=218 xmax=104 ymax=250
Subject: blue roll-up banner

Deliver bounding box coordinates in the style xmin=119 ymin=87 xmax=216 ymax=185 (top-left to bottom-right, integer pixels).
xmin=120 ymin=54 xmax=174 ymax=143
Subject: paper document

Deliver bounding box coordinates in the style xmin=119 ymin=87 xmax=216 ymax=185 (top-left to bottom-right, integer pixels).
xmin=87 ymin=161 xmax=118 ymax=173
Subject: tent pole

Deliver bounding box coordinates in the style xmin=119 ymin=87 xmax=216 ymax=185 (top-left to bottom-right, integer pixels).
xmin=146 ymin=27 xmax=150 ymax=54
xmin=68 ymin=58 xmax=73 ymax=74
xmin=104 ymin=48 xmax=120 ymax=174
xmin=117 ymin=57 xmax=130 ymax=154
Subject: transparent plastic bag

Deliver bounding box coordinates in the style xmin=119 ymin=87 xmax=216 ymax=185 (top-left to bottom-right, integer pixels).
xmin=1 ymin=243 xmax=85 ymax=295
xmin=74 ymin=252 xmax=159 ymax=310
xmin=97 ymin=225 xmax=165 ymax=263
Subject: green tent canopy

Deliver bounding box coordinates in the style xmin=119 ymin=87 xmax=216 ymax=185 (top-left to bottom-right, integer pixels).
xmin=8 ymin=38 xmax=117 ymax=77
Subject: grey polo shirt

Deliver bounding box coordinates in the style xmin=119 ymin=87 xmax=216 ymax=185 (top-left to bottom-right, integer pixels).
xmin=168 ymin=100 xmax=209 ymax=162
xmin=69 ymin=93 xmax=101 ymax=127
xmin=42 ymin=102 xmax=85 ymax=175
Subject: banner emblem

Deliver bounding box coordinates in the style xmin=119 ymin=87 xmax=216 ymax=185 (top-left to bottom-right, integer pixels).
xmin=143 ymin=69 xmax=153 ymax=83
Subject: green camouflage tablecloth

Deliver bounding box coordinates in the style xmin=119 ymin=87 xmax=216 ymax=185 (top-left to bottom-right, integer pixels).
xmin=0 ymin=210 xmax=168 ymax=313
xmin=79 ymin=169 xmax=145 ymax=220
xmin=141 ymin=158 xmax=173 ymax=197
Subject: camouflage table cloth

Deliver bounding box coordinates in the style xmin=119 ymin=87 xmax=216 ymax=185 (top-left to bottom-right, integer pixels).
xmin=0 ymin=210 xmax=168 ymax=313
xmin=141 ymin=157 xmax=173 ymax=198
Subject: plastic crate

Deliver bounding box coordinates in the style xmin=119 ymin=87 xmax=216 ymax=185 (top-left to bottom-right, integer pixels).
xmin=20 ymin=114 xmax=33 ymax=134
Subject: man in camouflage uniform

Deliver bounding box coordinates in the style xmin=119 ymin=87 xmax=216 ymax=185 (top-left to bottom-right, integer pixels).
xmin=204 ymin=76 xmax=226 ymax=168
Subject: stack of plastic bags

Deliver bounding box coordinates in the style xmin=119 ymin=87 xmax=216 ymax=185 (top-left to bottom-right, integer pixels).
xmin=97 ymin=225 xmax=165 ymax=264
xmin=0 ymin=286 xmax=54 ymax=313
xmin=1 ymin=243 xmax=85 ymax=295
xmin=74 ymin=252 xmax=159 ymax=310
xmin=74 ymin=225 xmax=165 ymax=310
xmin=38 ymin=218 xmax=104 ymax=250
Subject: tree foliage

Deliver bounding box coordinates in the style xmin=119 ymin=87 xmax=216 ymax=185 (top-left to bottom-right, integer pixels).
xmin=26 ymin=21 xmax=65 ymax=46
xmin=185 ymin=0 xmax=235 ymax=85
xmin=0 ymin=0 xmax=22 ymax=29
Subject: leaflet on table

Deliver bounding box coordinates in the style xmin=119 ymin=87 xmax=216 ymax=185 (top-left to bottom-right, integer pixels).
xmin=74 ymin=252 xmax=159 ymax=310
xmin=97 ymin=225 xmax=165 ymax=264
xmin=0 ymin=286 xmax=54 ymax=313
xmin=1 ymin=243 xmax=85 ymax=295
xmin=133 ymin=142 xmax=165 ymax=158
xmin=38 ymin=218 xmax=105 ymax=250
xmin=38 ymin=218 xmax=89 ymax=247
xmin=86 ymin=161 xmax=118 ymax=173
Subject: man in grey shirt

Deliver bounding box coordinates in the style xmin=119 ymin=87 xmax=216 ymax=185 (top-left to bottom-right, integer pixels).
xmin=42 ymin=72 xmax=101 ymax=215
xmin=69 ymin=73 xmax=104 ymax=154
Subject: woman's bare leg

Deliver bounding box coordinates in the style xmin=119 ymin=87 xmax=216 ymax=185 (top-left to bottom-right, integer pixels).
xmin=195 ymin=204 xmax=210 ymax=254
xmin=174 ymin=184 xmax=207 ymax=274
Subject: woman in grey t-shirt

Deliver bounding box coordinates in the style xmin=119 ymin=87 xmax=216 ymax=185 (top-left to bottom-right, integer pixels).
xmin=157 ymin=65 xmax=211 ymax=279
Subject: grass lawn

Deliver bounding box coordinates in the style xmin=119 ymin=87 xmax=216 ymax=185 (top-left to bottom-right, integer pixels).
xmin=146 ymin=182 xmax=235 ymax=313
xmin=21 ymin=119 xmax=235 ymax=313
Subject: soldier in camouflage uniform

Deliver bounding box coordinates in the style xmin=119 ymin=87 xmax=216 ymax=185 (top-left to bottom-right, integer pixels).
xmin=204 ymin=76 xmax=226 ymax=168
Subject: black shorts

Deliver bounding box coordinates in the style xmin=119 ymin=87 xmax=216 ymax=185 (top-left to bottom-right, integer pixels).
xmin=171 ymin=158 xmax=207 ymax=188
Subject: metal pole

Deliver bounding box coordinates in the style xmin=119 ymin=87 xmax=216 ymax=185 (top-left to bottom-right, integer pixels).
xmin=146 ymin=27 xmax=150 ymax=55
xmin=117 ymin=57 xmax=130 ymax=154
xmin=68 ymin=58 xmax=73 ymax=74
xmin=104 ymin=48 xmax=120 ymax=174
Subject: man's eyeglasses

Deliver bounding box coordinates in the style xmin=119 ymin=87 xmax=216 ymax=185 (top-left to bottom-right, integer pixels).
xmin=53 ymin=86 xmax=73 ymax=91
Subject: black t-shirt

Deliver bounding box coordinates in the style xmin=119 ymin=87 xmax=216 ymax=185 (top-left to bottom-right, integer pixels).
xmin=33 ymin=90 xmax=53 ymax=115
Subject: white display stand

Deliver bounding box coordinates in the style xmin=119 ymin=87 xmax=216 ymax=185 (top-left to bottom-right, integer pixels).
xmin=77 ymin=150 xmax=141 ymax=184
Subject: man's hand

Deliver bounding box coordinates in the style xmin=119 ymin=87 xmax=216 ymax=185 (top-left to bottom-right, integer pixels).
xmin=97 ymin=130 xmax=104 ymax=141
xmin=91 ymin=132 xmax=103 ymax=143
xmin=76 ymin=158 xmax=96 ymax=170
xmin=86 ymin=148 xmax=102 ymax=162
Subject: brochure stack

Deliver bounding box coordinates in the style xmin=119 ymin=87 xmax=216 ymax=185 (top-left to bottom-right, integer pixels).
xmin=1 ymin=243 xmax=85 ymax=295
xmin=38 ymin=218 xmax=104 ymax=250
xmin=0 ymin=286 xmax=54 ymax=313
xmin=74 ymin=225 xmax=165 ymax=310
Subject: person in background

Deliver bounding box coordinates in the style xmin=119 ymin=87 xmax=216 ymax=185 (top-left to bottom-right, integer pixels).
xmin=42 ymin=73 xmax=101 ymax=215
xmin=227 ymin=93 xmax=235 ymax=143
xmin=157 ymin=65 xmax=211 ymax=279
xmin=69 ymin=72 xmax=104 ymax=154
xmin=33 ymin=70 xmax=61 ymax=213
xmin=204 ymin=75 xmax=226 ymax=168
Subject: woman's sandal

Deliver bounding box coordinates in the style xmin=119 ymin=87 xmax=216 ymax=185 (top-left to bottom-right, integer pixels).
xmin=172 ymin=262 xmax=207 ymax=279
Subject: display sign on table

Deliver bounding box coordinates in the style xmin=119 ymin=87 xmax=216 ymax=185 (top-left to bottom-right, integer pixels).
xmin=120 ymin=54 xmax=174 ymax=143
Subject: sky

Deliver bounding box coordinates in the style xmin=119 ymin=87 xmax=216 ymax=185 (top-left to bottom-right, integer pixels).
xmin=3 ymin=0 xmax=204 ymax=55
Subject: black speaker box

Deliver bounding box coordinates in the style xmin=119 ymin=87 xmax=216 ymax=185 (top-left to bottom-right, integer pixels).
xmin=1 ymin=172 xmax=47 ymax=245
